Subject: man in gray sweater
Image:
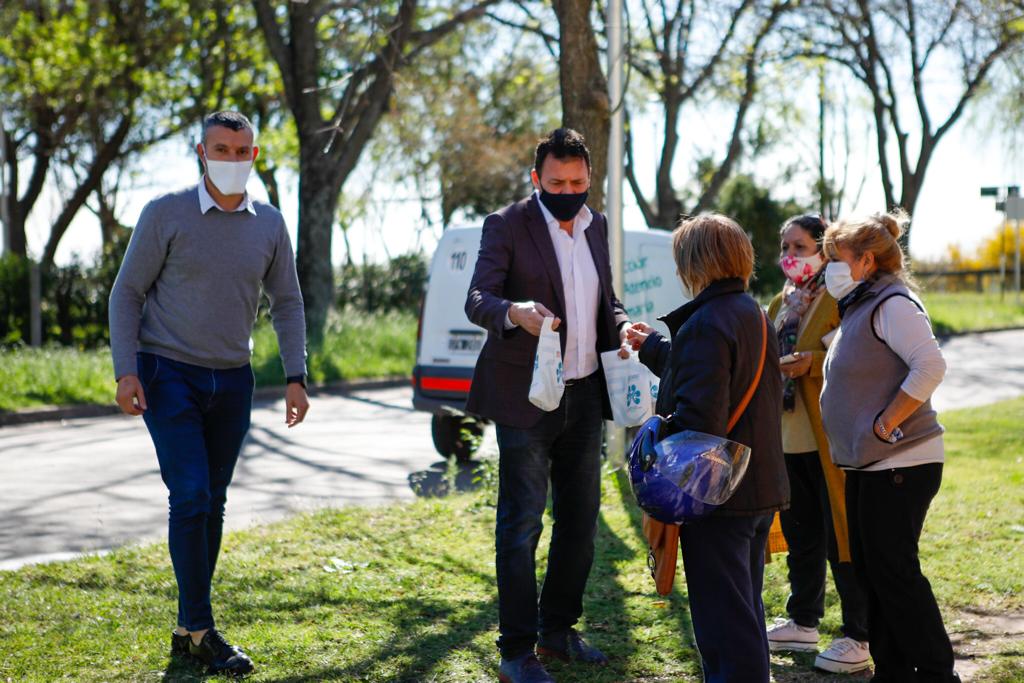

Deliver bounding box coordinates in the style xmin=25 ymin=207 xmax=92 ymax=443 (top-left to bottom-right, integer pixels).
xmin=109 ymin=111 xmax=308 ymax=676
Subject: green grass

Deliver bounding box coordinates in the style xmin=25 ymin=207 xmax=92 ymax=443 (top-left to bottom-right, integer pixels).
xmin=0 ymin=346 xmax=113 ymax=412
xmin=0 ymin=309 xmax=416 ymax=412
xmin=2 ymin=399 xmax=1022 ymax=682
xmin=251 ymin=309 xmax=416 ymax=387
xmin=921 ymin=291 xmax=1024 ymax=336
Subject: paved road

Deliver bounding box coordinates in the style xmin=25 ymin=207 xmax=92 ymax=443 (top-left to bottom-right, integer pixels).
xmin=929 ymin=329 xmax=1024 ymax=412
xmin=1 ymin=329 xmax=1021 ymax=570
xmin=0 ymin=386 xmax=495 ymax=569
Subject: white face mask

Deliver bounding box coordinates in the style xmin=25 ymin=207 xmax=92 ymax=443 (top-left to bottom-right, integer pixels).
xmin=203 ymin=148 xmax=253 ymax=195
xmin=824 ymin=261 xmax=860 ymax=299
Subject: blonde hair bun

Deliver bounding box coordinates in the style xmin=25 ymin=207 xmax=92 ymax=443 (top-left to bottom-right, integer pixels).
xmin=875 ymin=209 xmax=909 ymax=241
xmin=823 ymin=210 xmax=911 ymax=281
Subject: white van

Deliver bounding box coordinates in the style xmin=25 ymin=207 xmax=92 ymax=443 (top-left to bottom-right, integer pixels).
xmin=412 ymin=225 xmax=684 ymax=459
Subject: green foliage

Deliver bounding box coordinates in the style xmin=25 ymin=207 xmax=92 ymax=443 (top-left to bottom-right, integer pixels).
xmin=712 ymin=173 xmax=808 ymax=297
xmin=334 ymin=253 xmax=428 ymax=315
xmin=382 ymin=18 xmax=560 ymax=225
xmin=0 ymin=230 xmax=128 ymax=349
xmin=251 ymin=309 xmax=416 ymax=388
xmin=0 ymin=254 xmax=30 ymax=345
xmin=1 ymin=399 xmax=1022 ymax=680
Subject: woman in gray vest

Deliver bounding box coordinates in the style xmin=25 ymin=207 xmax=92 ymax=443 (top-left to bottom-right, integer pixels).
xmin=819 ymin=211 xmax=957 ymax=683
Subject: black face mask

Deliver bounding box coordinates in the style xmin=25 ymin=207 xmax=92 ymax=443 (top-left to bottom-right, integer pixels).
xmin=539 ymin=189 xmax=589 ymax=222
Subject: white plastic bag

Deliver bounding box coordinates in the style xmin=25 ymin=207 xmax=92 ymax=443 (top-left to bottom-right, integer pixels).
xmin=528 ymin=316 xmax=565 ymax=411
xmin=601 ymin=348 xmax=658 ymax=427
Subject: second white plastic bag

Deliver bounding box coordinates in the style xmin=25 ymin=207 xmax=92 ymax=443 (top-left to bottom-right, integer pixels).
xmin=528 ymin=316 xmax=564 ymax=411
xmin=600 ymin=349 xmax=658 ymax=427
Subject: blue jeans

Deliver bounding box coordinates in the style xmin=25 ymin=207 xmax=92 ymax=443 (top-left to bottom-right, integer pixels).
xmin=493 ymin=376 xmax=604 ymax=659
xmin=679 ymin=513 xmax=774 ymax=683
xmin=138 ymin=352 xmax=253 ymax=631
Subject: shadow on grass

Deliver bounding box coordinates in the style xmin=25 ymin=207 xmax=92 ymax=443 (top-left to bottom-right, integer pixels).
xmin=256 ymin=553 xmax=500 ymax=682
xmin=408 ymin=459 xmax=485 ymax=498
xmin=610 ymin=467 xmax=696 ymax=651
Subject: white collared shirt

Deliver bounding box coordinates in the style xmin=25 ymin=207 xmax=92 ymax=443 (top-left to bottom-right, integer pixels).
xmin=535 ymin=191 xmax=600 ymax=380
xmin=197 ymin=177 xmax=257 ymax=215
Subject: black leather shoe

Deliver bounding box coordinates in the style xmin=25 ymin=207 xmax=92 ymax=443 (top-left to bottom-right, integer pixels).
xmin=171 ymin=631 xmax=191 ymax=657
xmin=188 ymin=629 xmax=254 ymax=676
xmin=498 ymin=652 xmax=555 ymax=683
xmin=537 ymin=628 xmax=609 ymax=665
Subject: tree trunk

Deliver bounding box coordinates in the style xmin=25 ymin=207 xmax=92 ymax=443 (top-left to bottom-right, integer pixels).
xmin=42 ymin=111 xmax=134 ymax=266
xmin=1 ymin=130 xmax=28 ymax=256
xmin=256 ymin=164 xmax=281 ymax=209
xmin=296 ymin=147 xmax=343 ymax=345
xmin=655 ymin=96 xmax=683 ymax=230
xmin=552 ymin=0 xmax=609 ymax=213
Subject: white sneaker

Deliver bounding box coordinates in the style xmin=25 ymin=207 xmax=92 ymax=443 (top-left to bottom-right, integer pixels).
xmin=766 ymin=618 xmax=819 ymax=652
xmin=814 ymin=637 xmax=871 ymax=673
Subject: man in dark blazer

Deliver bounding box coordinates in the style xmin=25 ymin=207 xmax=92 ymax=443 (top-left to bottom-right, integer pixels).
xmin=465 ymin=128 xmax=630 ymax=683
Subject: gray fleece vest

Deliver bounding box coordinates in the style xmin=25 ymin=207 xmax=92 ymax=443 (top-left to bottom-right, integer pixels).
xmin=820 ymin=275 xmax=943 ymax=468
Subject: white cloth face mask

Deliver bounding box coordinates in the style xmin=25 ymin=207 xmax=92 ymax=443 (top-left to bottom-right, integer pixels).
xmin=824 ymin=261 xmax=860 ymax=299
xmin=204 ymin=150 xmax=253 ymax=195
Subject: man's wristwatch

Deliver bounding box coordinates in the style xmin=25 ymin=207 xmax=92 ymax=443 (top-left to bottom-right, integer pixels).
xmin=286 ymin=374 xmax=306 ymax=389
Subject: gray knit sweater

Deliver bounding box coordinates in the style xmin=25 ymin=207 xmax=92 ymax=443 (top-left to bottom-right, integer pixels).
xmin=109 ymin=186 xmax=306 ymax=379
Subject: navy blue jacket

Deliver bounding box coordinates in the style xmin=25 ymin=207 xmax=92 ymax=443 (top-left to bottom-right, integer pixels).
xmin=639 ymin=278 xmax=789 ymax=516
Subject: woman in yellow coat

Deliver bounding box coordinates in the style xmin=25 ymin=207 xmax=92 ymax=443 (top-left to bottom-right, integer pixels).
xmin=765 ymin=215 xmax=870 ymax=675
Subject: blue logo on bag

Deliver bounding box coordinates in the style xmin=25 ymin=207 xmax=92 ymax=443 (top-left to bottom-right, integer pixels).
xmin=627 ymin=383 xmax=641 ymax=406
xmin=556 ymin=361 xmax=563 ymax=384
xmin=651 ymin=383 xmax=659 ymax=399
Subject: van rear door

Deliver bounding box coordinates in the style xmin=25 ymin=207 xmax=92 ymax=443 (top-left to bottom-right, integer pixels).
xmin=412 ymin=227 xmax=484 ymax=413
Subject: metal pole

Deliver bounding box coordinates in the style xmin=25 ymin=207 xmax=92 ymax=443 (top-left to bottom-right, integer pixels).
xmin=0 ymin=112 xmax=9 ymax=255
xmin=607 ymin=0 xmax=624 ymax=293
xmin=1016 ymin=218 xmax=1021 ymax=305
xmin=1000 ymin=219 xmax=1006 ymax=301
xmin=29 ymin=260 xmax=41 ymax=346
xmin=606 ymin=0 xmax=626 ymax=462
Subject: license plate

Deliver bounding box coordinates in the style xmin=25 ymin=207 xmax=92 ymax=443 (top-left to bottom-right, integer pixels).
xmin=448 ymin=331 xmax=483 ymax=353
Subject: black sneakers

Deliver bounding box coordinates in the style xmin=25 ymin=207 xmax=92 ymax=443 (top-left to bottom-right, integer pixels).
xmin=186 ymin=629 xmax=254 ymax=676
xmin=170 ymin=631 xmax=191 ymax=657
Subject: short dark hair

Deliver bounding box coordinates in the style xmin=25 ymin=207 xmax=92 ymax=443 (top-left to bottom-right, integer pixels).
xmin=202 ymin=111 xmax=255 ymax=144
xmin=534 ymin=128 xmax=591 ymax=176
xmin=780 ymin=214 xmax=828 ymax=244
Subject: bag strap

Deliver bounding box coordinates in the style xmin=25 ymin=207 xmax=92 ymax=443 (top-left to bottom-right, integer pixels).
xmin=726 ymin=311 xmax=768 ymax=433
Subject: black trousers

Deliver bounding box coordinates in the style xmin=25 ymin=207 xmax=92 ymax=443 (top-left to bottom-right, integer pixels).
xmin=493 ymin=378 xmax=604 ymax=659
xmin=781 ymin=451 xmax=869 ymax=641
xmin=846 ymin=464 xmax=956 ymax=682
xmin=679 ymin=513 xmax=774 ymax=683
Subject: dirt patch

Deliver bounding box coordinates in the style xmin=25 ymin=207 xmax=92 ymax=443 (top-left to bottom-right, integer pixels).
xmin=948 ymin=607 xmax=1024 ymax=681
xmin=767 ymin=609 xmax=1024 ymax=682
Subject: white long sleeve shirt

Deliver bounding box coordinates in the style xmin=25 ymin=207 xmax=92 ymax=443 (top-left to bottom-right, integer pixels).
xmin=504 ymin=193 xmax=600 ymax=380
xmin=863 ymin=293 xmax=947 ymax=471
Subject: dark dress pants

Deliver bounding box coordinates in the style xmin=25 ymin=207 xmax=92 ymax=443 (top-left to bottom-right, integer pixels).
xmin=781 ymin=451 xmax=869 ymax=640
xmin=679 ymin=512 xmax=774 ymax=683
xmin=846 ymin=464 xmax=956 ymax=683
xmin=139 ymin=352 xmax=253 ymax=631
xmin=493 ymin=376 xmax=603 ymax=659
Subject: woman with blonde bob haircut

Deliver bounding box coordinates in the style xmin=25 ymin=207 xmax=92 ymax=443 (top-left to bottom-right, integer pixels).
xmin=818 ymin=211 xmax=957 ymax=682
xmin=626 ymin=213 xmax=789 ymax=682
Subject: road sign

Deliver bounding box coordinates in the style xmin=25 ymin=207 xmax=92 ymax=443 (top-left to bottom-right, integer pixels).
xmin=1007 ymin=196 xmax=1024 ymax=220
